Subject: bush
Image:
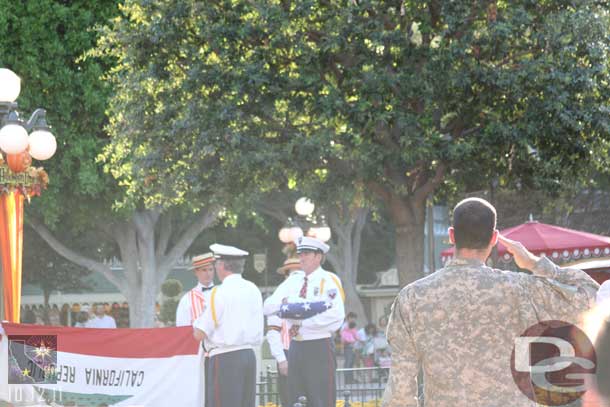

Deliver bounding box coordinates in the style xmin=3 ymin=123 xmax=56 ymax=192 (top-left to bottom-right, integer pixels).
xmin=161 ymin=279 xmax=183 ymax=298
xmin=160 ymin=298 xmax=180 ymax=325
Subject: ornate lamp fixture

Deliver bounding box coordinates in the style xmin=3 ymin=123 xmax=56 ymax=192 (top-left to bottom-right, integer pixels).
xmin=0 ymin=69 xmax=56 ymax=179
xmin=278 ymin=197 xmax=331 ymax=257
xmin=0 ymin=68 xmax=56 ymax=322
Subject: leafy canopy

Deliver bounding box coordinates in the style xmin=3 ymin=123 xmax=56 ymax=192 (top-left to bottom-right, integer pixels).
xmin=0 ymin=0 xmax=121 ymax=229
xmin=95 ymin=0 xmax=610 ymax=212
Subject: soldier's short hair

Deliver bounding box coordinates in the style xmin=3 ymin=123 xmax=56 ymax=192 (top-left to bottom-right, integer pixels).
xmin=452 ymin=197 xmax=497 ymax=250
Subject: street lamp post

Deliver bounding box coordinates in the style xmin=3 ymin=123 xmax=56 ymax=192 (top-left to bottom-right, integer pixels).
xmin=0 ymin=68 xmax=57 ymax=322
xmin=278 ymin=197 xmax=331 ymax=257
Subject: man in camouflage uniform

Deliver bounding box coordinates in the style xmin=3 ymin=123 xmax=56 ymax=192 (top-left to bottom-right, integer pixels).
xmin=382 ymin=197 xmax=599 ymax=407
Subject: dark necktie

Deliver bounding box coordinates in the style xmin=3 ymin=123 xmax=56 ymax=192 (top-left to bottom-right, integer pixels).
xmin=299 ymin=277 xmax=308 ymax=299
xmin=201 ymin=286 xmax=213 ymax=292
xmin=291 ymin=277 xmax=309 ymax=338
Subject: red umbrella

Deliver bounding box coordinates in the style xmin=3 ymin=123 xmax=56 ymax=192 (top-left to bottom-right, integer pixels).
xmin=441 ymin=221 xmax=610 ymax=265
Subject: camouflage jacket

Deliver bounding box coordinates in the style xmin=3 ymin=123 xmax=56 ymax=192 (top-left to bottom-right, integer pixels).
xmin=382 ymin=257 xmax=599 ymax=407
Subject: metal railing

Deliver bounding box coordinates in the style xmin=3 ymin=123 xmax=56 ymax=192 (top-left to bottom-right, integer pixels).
xmin=256 ymin=366 xmax=389 ymax=407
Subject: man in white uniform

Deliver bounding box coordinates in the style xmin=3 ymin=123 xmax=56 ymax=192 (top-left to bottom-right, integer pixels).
xmin=176 ymin=252 xmax=215 ymax=407
xmin=267 ymin=236 xmax=345 ymax=407
xmin=193 ymin=244 xmax=264 ymax=407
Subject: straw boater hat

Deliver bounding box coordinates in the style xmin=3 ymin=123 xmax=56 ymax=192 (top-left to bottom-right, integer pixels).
xmin=276 ymin=258 xmax=301 ymax=275
xmin=190 ymin=252 xmax=215 ymax=270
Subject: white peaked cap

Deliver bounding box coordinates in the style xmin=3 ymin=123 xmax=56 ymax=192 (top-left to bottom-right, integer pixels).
xmin=210 ymin=243 xmax=249 ymax=258
xmin=295 ymin=236 xmax=330 ymax=254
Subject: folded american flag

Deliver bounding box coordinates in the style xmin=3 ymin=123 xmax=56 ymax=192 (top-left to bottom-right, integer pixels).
xmin=278 ymin=301 xmax=332 ymax=320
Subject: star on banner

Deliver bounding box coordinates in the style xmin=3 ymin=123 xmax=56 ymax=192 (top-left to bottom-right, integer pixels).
xmin=34 ymin=343 xmax=51 ymax=361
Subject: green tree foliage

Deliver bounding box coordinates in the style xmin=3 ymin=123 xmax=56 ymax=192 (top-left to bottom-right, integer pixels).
xmin=96 ymin=0 xmax=610 ymax=285
xmin=93 ymin=0 xmax=289 ymax=211
xmin=0 ymin=0 xmax=221 ymax=327
xmin=0 ymin=0 xmax=118 ymax=225
xmin=0 ymin=0 xmax=119 ymax=315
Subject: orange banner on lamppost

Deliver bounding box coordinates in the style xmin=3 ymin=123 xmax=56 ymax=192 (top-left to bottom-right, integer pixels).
xmin=0 ymin=68 xmax=56 ymax=322
xmin=0 ymin=190 xmax=24 ymax=322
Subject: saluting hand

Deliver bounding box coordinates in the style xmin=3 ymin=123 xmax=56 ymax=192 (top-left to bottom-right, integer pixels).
xmin=498 ymin=234 xmax=540 ymax=271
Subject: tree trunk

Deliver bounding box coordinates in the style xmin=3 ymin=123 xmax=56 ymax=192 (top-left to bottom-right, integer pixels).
xmin=42 ymin=289 xmax=51 ymax=325
xmin=395 ymin=220 xmax=426 ymax=286
xmin=326 ymin=206 xmax=369 ymax=325
xmin=388 ymin=196 xmax=427 ymax=287
xmin=368 ymin=160 xmax=445 ymax=287
xmin=341 ymin=276 xmax=368 ymax=325
xmin=127 ymin=281 xmax=158 ymax=328
xmin=28 ymin=206 xmax=218 ymax=328
xmin=427 ymin=199 xmax=436 ymax=274
xmin=132 ymin=211 xmax=159 ymax=328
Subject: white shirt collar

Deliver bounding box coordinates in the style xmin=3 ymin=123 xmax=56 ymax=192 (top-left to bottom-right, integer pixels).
xmin=306 ymin=267 xmax=325 ymax=280
xmin=288 ymin=270 xmax=304 ymax=276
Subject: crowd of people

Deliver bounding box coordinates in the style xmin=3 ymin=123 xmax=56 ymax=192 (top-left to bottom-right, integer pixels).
xmin=20 ymin=301 xmax=132 ymax=327
xmin=339 ymin=312 xmax=391 ymax=383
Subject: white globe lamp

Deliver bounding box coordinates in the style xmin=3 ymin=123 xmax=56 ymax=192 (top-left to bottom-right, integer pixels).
xmin=295 ymin=197 xmax=315 ymax=216
xmin=289 ymin=226 xmax=304 ymax=241
xmin=278 ymin=227 xmax=293 ymax=244
xmin=315 ymin=226 xmax=332 ymax=242
xmin=28 ymin=130 xmax=57 ymax=160
xmin=0 ymin=123 xmax=29 ymax=154
xmin=0 ymin=69 xmax=21 ymax=103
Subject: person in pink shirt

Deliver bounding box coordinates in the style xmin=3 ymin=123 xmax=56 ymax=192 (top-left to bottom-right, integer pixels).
xmin=341 ymin=321 xmax=358 ymax=383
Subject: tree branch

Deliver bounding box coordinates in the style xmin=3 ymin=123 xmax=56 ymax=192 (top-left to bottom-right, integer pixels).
xmin=428 ymin=0 xmax=442 ymax=29
xmin=133 ymin=208 xmax=161 ymax=240
xmin=376 ymin=123 xmax=402 ymax=152
xmin=325 ymin=251 xmax=341 ymax=276
xmin=457 ymin=125 xmax=483 ymax=138
xmin=367 ymin=180 xmax=392 ymax=204
xmin=414 ymin=163 xmax=446 ymax=203
xmin=26 ymin=217 xmax=127 ymax=291
xmin=327 ymin=207 xmax=349 ymax=242
xmin=384 ymin=160 xmax=410 ymax=191
xmin=158 ymin=206 xmax=220 ymax=278
xmin=113 ymin=220 xmax=140 ymax=289
xmin=156 ymin=210 xmax=173 ymax=259
xmin=256 ymin=202 xmax=289 ymax=223
xmin=351 ymin=207 xmax=368 ymax=284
